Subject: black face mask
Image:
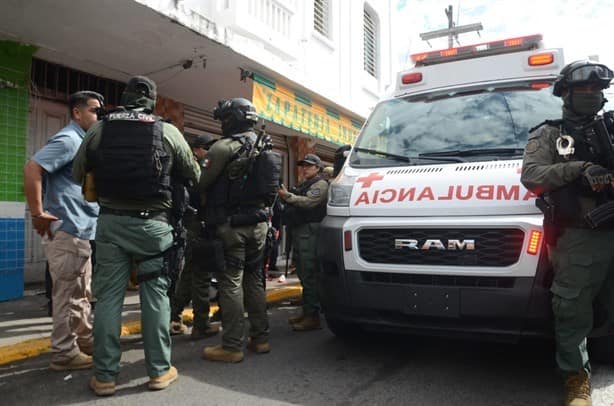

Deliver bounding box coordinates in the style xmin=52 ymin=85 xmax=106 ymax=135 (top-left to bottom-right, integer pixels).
xmin=564 ymin=89 xmax=604 ymax=117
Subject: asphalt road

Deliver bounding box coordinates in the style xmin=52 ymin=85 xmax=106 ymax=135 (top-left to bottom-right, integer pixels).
xmin=2 ymin=304 xmax=614 ymax=406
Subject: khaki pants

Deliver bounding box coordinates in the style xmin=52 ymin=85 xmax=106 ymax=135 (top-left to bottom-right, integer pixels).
xmin=43 ymin=230 xmax=93 ymax=363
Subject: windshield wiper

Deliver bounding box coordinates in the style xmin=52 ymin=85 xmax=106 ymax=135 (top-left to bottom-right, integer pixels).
xmin=419 ymin=148 xmax=525 ymax=157
xmin=353 ymin=147 xmax=411 ymax=163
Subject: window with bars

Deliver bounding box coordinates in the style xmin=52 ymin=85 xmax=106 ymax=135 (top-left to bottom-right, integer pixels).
xmin=363 ymin=7 xmax=378 ymax=78
xmin=30 ymin=58 xmax=126 ymax=107
xmin=314 ymin=0 xmax=330 ymax=38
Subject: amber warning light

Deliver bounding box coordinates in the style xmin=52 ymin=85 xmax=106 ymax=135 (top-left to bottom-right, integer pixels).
xmin=527 ymin=230 xmax=542 ymax=255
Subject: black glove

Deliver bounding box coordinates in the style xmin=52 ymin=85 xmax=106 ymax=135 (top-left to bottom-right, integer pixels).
xmin=582 ymin=163 xmax=612 ymax=188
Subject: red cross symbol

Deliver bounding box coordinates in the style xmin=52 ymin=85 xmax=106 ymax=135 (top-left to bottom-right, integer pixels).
xmin=357 ymin=172 xmax=384 ymax=188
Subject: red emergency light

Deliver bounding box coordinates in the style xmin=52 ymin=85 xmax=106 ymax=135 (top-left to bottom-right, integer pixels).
xmin=401 ymin=72 xmax=423 ymax=84
xmin=410 ymin=34 xmax=543 ymax=66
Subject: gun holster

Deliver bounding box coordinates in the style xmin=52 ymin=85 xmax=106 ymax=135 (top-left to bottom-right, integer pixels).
xmin=585 ymin=200 xmax=614 ymax=229
xmin=536 ymin=195 xmax=561 ymax=245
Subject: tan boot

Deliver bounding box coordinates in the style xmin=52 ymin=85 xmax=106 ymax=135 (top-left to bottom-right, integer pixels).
xmin=291 ymin=314 xmax=322 ymax=331
xmin=247 ymin=339 xmax=271 ymax=354
xmin=288 ymin=312 xmax=304 ymax=325
xmin=190 ymin=324 xmax=220 ymax=340
xmin=169 ymin=321 xmax=187 ymax=335
xmin=50 ymin=352 xmax=93 ymax=371
xmin=89 ymin=376 xmax=116 ymax=396
xmin=149 ymin=366 xmax=178 ymax=390
xmin=564 ymin=369 xmax=591 ymax=406
xmin=202 ymin=345 xmax=244 ymax=363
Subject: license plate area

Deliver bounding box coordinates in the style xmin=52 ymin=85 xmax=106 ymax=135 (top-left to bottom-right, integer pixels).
xmin=404 ymin=286 xmax=460 ymax=318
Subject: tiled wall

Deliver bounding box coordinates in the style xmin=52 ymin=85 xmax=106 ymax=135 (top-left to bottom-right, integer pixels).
xmin=0 ymin=41 xmax=36 ymax=301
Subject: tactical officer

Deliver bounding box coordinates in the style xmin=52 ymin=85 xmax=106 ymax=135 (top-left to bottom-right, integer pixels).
xmin=521 ymin=61 xmax=614 ymax=406
xmin=169 ymin=134 xmax=220 ymax=339
xmin=279 ymin=154 xmax=329 ymax=331
xmin=200 ymin=98 xmax=274 ymax=363
xmin=73 ymin=76 xmax=200 ymax=395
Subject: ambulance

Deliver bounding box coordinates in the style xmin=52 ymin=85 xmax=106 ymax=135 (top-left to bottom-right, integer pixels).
xmin=319 ymin=34 xmax=614 ymax=356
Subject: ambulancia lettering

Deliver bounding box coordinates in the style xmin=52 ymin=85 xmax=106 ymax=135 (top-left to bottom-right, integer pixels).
xmin=394 ymin=239 xmax=475 ymax=251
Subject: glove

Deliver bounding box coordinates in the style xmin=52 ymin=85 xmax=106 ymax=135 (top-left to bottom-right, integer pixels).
xmin=582 ymin=163 xmax=612 ymax=188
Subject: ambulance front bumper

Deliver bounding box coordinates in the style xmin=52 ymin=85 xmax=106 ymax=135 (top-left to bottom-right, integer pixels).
xmin=317 ymin=215 xmax=555 ymax=340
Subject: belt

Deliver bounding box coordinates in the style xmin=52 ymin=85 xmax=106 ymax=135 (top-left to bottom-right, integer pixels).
xmin=100 ymin=207 xmax=169 ymax=222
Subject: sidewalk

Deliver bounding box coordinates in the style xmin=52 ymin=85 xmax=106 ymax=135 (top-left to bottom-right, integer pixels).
xmin=0 ymin=273 xmax=301 ymax=366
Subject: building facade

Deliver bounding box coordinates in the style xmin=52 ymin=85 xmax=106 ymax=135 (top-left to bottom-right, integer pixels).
xmin=0 ymin=0 xmax=393 ymax=297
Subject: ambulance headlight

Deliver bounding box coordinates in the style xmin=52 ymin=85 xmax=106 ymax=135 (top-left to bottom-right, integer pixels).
xmin=329 ymin=172 xmax=356 ymax=207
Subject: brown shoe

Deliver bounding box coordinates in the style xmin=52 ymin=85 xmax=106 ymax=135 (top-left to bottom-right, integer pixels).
xmin=291 ymin=314 xmax=322 ymax=331
xmin=247 ymin=339 xmax=271 ymax=354
xmin=170 ymin=321 xmax=187 ymax=336
xmin=191 ymin=324 xmax=220 ymax=340
xmin=50 ymin=352 xmax=93 ymax=371
xmin=564 ymin=369 xmax=591 ymax=406
xmin=149 ymin=366 xmax=178 ymax=390
xmin=202 ymin=345 xmax=244 ymax=363
xmin=288 ymin=312 xmax=304 ymax=325
xmin=89 ymin=376 xmax=116 ymax=396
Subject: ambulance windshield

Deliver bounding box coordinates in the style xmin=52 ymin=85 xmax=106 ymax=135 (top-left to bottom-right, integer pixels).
xmin=350 ymin=83 xmax=562 ymax=167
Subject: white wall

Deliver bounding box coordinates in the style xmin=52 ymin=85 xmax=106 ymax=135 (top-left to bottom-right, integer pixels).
xmin=141 ymin=0 xmax=393 ymax=118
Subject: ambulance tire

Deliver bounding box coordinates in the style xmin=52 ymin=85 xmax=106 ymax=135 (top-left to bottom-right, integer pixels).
xmin=588 ymin=335 xmax=614 ymax=364
xmin=325 ymin=317 xmax=361 ymax=340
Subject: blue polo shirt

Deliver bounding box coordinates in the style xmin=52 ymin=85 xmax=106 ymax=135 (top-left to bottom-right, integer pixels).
xmin=32 ymin=120 xmax=99 ymax=240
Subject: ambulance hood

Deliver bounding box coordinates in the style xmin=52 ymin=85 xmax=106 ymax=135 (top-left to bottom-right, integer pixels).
xmin=345 ymin=160 xmax=540 ymax=217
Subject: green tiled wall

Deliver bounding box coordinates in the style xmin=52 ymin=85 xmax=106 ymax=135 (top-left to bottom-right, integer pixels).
xmin=0 ymin=41 xmax=36 ymax=202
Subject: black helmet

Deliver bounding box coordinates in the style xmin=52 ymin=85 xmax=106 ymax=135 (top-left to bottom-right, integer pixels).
xmin=120 ymin=75 xmax=157 ymax=112
xmin=213 ymin=98 xmax=258 ymax=136
xmin=552 ymin=60 xmax=614 ymax=97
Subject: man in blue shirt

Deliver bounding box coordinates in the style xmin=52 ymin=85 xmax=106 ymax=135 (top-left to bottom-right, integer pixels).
xmin=24 ymin=91 xmax=103 ymax=371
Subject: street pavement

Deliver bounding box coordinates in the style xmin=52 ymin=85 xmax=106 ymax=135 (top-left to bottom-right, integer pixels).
xmin=3 ymin=299 xmax=614 ymax=405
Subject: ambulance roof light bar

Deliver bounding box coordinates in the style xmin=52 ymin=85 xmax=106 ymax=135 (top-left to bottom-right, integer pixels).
xmin=410 ymin=34 xmax=543 ymax=67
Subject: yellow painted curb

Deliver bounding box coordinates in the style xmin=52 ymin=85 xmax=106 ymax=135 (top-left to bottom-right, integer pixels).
xmin=0 ymin=284 xmax=302 ymax=366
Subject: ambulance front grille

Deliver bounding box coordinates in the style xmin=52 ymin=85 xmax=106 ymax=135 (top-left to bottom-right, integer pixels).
xmin=358 ymin=228 xmax=524 ymax=267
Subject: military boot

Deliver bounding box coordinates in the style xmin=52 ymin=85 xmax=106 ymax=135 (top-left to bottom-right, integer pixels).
xmin=564 ymin=369 xmax=591 ymax=406
xmin=291 ymin=313 xmax=322 ymax=331
xmin=247 ymin=338 xmax=271 ymax=354
xmin=202 ymin=345 xmax=244 ymax=363
xmin=89 ymin=376 xmax=116 ymax=396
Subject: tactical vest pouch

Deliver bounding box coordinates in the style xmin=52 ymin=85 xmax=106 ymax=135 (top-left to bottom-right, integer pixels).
xmin=585 ymin=201 xmax=614 ymax=229
xmin=244 ymin=149 xmax=282 ymax=205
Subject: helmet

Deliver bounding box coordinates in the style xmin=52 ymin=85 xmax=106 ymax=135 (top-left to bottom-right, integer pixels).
xmin=120 ymin=75 xmax=157 ymax=112
xmin=553 ymin=60 xmax=614 ymax=97
xmin=213 ymin=98 xmax=258 ymax=135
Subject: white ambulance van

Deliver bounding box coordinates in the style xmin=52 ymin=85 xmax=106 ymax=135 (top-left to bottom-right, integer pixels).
xmin=319 ymin=34 xmax=614 ymax=355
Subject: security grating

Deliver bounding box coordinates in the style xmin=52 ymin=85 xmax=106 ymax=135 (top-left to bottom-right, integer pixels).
xmin=314 ymin=0 xmax=330 ymax=38
xmin=363 ymin=7 xmax=377 ymax=77
xmin=358 ymin=228 xmax=525 ymax=267
xmin=31 ymin=58 xmax=126 ymax=107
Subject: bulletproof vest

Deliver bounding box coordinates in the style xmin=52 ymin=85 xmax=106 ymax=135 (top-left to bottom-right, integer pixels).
xmin=288 ymin=175 xmax=328 ymax=225
xmin=206 ymin=133 xmax=281 ymax=225
xmin=545 ymin=118 xmax=614 ymax=225
xmin=93 ymin=110 xmax=172 ymax=201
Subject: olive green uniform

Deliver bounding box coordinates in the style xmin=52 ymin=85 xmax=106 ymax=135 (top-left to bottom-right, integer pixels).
xmin=521 ymin=123 xmax=614 ymax=375
xmin=73 ymin=118 xmax=200 ymax=383
xmin=285 ymin=178 xmax=328 ymax=315
xmin=199 ymin=133 xmax=269 ymax=351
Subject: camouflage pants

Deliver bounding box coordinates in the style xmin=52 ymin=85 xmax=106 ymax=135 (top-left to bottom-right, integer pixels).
xmin=549 ymin=227 xmax=614 ymax=375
